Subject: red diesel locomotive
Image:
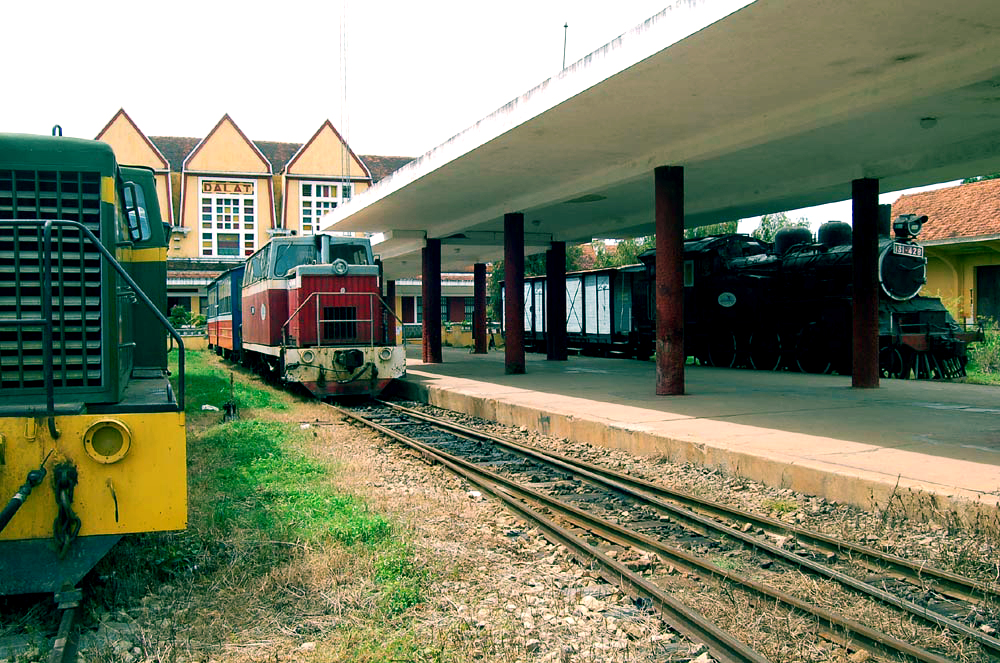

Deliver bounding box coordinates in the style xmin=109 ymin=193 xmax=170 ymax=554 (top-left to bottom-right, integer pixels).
xmin=208 ymin=234 xmax=405 ymax=397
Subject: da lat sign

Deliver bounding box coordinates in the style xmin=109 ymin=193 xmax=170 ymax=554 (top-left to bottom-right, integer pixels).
xmin=202 ymin=180 xmax=255 ymax=195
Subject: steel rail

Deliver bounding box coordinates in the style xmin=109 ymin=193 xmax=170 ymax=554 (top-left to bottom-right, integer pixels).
xmin=381 ymin=401 xmax=1000 ymax=605
xmin=334 ymin=404 xmax=770 ymax=663
xmin=340 ymin=404 xmax=957 ymax=663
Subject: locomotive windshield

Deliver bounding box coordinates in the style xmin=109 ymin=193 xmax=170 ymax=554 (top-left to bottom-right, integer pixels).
xmin=273 ymin=242 xmax=318 ymax=277
xmin=330 ymin=242 xmax=371 ymax=265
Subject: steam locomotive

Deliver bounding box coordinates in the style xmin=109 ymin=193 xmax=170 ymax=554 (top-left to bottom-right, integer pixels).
xmin=514 ymin=215 xmax=977 ymax=379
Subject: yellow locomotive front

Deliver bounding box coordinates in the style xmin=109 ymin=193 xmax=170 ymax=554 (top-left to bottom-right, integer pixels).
xmin=0 ymin=133 xmax=186 ymax=595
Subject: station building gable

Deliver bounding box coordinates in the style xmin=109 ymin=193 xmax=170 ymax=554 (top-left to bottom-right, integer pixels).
xmin=95 ymin=110 xmax=413 ymax=318
xmin=95 ymin=109 xmax=174 ymax=225
xmin=282 ymin=120 xmax=373 ymax=236
xmin=179 ymin=114 xmax=275 ymax=261
xmin=893 ymin=178 xmax=1000 ymax=324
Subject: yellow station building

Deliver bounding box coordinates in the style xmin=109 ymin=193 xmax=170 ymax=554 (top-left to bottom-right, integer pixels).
xmin=96 ymin=109 xmax=474 ymax=334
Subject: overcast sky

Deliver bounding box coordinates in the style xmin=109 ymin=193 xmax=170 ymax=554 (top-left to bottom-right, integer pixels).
xmin=3 ymin=0 xmax=961 ymax=231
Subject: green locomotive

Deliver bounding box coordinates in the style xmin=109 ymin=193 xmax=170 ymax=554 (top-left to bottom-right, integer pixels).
xmin=0 ymin=132 xmax=186 ymax=595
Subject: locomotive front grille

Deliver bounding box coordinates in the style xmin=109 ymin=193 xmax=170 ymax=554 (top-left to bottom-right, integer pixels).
xmin=0 ymin=170 xmax=104 ymax=390
xmin=322 ymin=306 xmax=358 ymax=342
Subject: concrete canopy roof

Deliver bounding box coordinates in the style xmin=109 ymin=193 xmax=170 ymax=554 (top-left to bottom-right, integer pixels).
xmin=322 ymin=0 xmax=1000 ymax=279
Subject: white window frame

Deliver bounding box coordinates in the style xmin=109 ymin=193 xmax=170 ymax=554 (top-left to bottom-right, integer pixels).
xmin=198 ymin=177 xmax=257 ymax=259
xmin=299 ymin=180 xmax=354 ymax=236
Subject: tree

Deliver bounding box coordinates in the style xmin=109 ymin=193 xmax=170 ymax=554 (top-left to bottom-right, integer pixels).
xmin=962 ymin=173 xmax=1000 ymax=184
xmin=592 ymin=236 xmax=655 ymax=268
xmin=750 ymin=212 xmax=810 ymax=243
xmin=684 ymin=220 xmax=738 ymax=239
xmin=487 ymin=244 xmax=583 ymax=321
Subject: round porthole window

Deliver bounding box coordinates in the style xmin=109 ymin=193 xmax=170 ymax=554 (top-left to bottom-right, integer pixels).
xmin=84 ymin=419 xmax=132 ymax=464
xmin=717 ymin=292 xmax=737 ymax=308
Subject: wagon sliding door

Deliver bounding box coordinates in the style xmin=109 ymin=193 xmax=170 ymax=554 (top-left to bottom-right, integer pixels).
xmin=567 ymin=278 xmax=583 ymax=334
xmin=584 ymin=274 xmax=611 ymax=342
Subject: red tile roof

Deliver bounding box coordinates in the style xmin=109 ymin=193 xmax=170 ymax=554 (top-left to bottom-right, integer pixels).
xmin=891 ymin=179 xmax=1000 ymax=241
xmin=150 ymin=135 xmax=412 ymax=183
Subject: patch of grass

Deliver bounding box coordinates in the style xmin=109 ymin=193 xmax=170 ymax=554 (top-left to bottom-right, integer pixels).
xmin=762 ymin=498 xmax=798 ymax=515
xmin=375 ymin=543 xmax=428 ymax=616
xmin=84 ymin=348 xmax=432 ymax=661
xmin=173 ymin=348 xmax=289 ymax=414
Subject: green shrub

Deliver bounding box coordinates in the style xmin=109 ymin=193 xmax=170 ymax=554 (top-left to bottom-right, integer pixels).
xmin=969 ymin=319 xmax=1000 ymax=374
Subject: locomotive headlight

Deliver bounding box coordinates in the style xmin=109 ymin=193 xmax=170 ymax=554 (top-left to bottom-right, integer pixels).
xmin=301 ymin=350 xmax=315 ymax=363
xmin=892 ymin=214 xmax=927 ymax=239
xmin=378 ymin=347 xmax=393 ymax=361
xmin=84 ymin=419 xmax=132 ymax=464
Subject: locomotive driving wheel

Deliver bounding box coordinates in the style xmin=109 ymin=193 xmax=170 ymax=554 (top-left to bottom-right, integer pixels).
xmin=706 ymin=330 xmax=737 ymax=368
xmin=879 ymin=345 xmax=908 ymax=379
xmin=748 ymin=329 xmax=782 ymax=371
xmin=793 ymin=323 xmax=832 ymax=374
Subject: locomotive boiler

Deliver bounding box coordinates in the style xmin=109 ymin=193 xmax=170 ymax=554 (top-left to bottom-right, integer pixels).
xmin=512 ymin=215 xmax=976 ymax=379
xmin=665 ymin=217 xmax=976 ymax=379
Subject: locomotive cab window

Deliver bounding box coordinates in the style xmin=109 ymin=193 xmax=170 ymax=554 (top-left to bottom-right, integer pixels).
xmin=329 ymin=242 xmax=371 ymax=265
xmin=273 ymin=242 xmax=319 ymax=277
xmin=122 ymin=180 xmax=151 ymax=242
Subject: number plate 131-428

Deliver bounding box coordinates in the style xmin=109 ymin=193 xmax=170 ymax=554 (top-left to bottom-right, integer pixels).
xmin=893 ymin=243 xmax=924 ymax=258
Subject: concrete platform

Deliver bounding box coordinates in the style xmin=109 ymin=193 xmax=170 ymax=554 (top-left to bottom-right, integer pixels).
xmin=390 ymin=346 xmax=1000 ymax=524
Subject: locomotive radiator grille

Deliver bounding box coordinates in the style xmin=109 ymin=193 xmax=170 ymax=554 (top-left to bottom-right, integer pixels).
xmin=0 ymin=170 xmax=104 ymax=390
xmin=322 ymin=306 xmax=359 ymax=343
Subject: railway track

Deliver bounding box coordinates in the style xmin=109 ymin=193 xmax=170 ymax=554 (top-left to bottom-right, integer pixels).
xmin=335 ymin=399 xmax=1000 ymax=663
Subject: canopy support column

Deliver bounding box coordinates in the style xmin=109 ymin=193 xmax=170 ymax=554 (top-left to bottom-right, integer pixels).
xmin=504 ymin=212 xmax=526 ymax=374
xmin=386 ymin=279 xmax=397 ymax=346
xmin=422 ymin=238 xmax=442 ymax=364
xmin=852 ymin=178 xmax=880 ymax=388
xmin=473 ymin=263 xmax=488 ymax=354
xmin=546 ymin=241 xmax=567 ymax=361
xmin=655 ymin=166 xmax=685 ymax=396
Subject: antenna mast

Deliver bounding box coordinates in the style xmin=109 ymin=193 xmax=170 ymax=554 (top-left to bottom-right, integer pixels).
xmin=562 ymin=23 xmax=568 ymax=69
xmin=340 ymin=1 xmax=350 ymax=210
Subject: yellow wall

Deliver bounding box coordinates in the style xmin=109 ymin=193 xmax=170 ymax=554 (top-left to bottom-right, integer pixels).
xmin=287 ymin=123 xmax=370 ymax=178
xmin=97 ymin=111 xmax=173 ymax=225
xmin=178 ymin=174 xmax=274 ymax=258
xmin=284 ymin=178 xmax=370 ymax=234
xmin=179 ymin=116 xmax=274 ymax=259
xmin=282 ymin=122 xmax=371 ymax=234
xmin=925 ymin=245 xmax=1000 ymax=322
xmin=185 ymin=117 xmax=269 ymax=174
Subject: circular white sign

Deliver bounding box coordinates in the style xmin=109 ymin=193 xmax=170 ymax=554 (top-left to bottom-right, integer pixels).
xmin=717 ymin=292 xmax=737 ymax=308
xmin=261 ymin=303 xmax=267 ymax=320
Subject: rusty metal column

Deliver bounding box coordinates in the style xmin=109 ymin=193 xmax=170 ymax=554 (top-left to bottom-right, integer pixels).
xmin=504 ymin=212 xmax=525 ymax=374
xmin=472 ymin=263 xmax=488 ymax=354
xmin=852 ymin=178 xmax=879 ymax=388
xmin=546 ymin=241 xmax=567 ymax=361
xmin=655 ymin=166 xmax=685 ymax=395
xmin=385 ymin=279 xmax=397 ymax=346
xmin=422 ymin=239 xmax=442 ymax=363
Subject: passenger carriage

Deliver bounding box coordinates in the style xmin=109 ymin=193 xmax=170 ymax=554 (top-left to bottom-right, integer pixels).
xmin=206 ymin=264 xmax=245 ymax=361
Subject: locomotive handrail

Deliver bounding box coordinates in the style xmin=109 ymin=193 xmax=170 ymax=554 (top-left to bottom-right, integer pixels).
xmin=282 ymin=290 xmax=399 ymax=348
xmin=0 ymin=219 xmax=185 ymax=415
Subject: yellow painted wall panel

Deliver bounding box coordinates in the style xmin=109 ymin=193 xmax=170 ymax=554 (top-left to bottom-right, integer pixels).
xmin=97 ymin=115 xmax=167 ymax=170
xmin=0 ymin=411 xmax=187 ymax=539
xmin=288 ymin=125 xmax=368 ymax=178
xmin=186 ymin=118 xmax=269 ymax=173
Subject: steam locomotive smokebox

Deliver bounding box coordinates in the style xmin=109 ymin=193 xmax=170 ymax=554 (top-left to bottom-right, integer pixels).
xmin=818 ymin=221 xmax=852 ymax=247
xmin=774 ymin=226 xmax=813 ymax=255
